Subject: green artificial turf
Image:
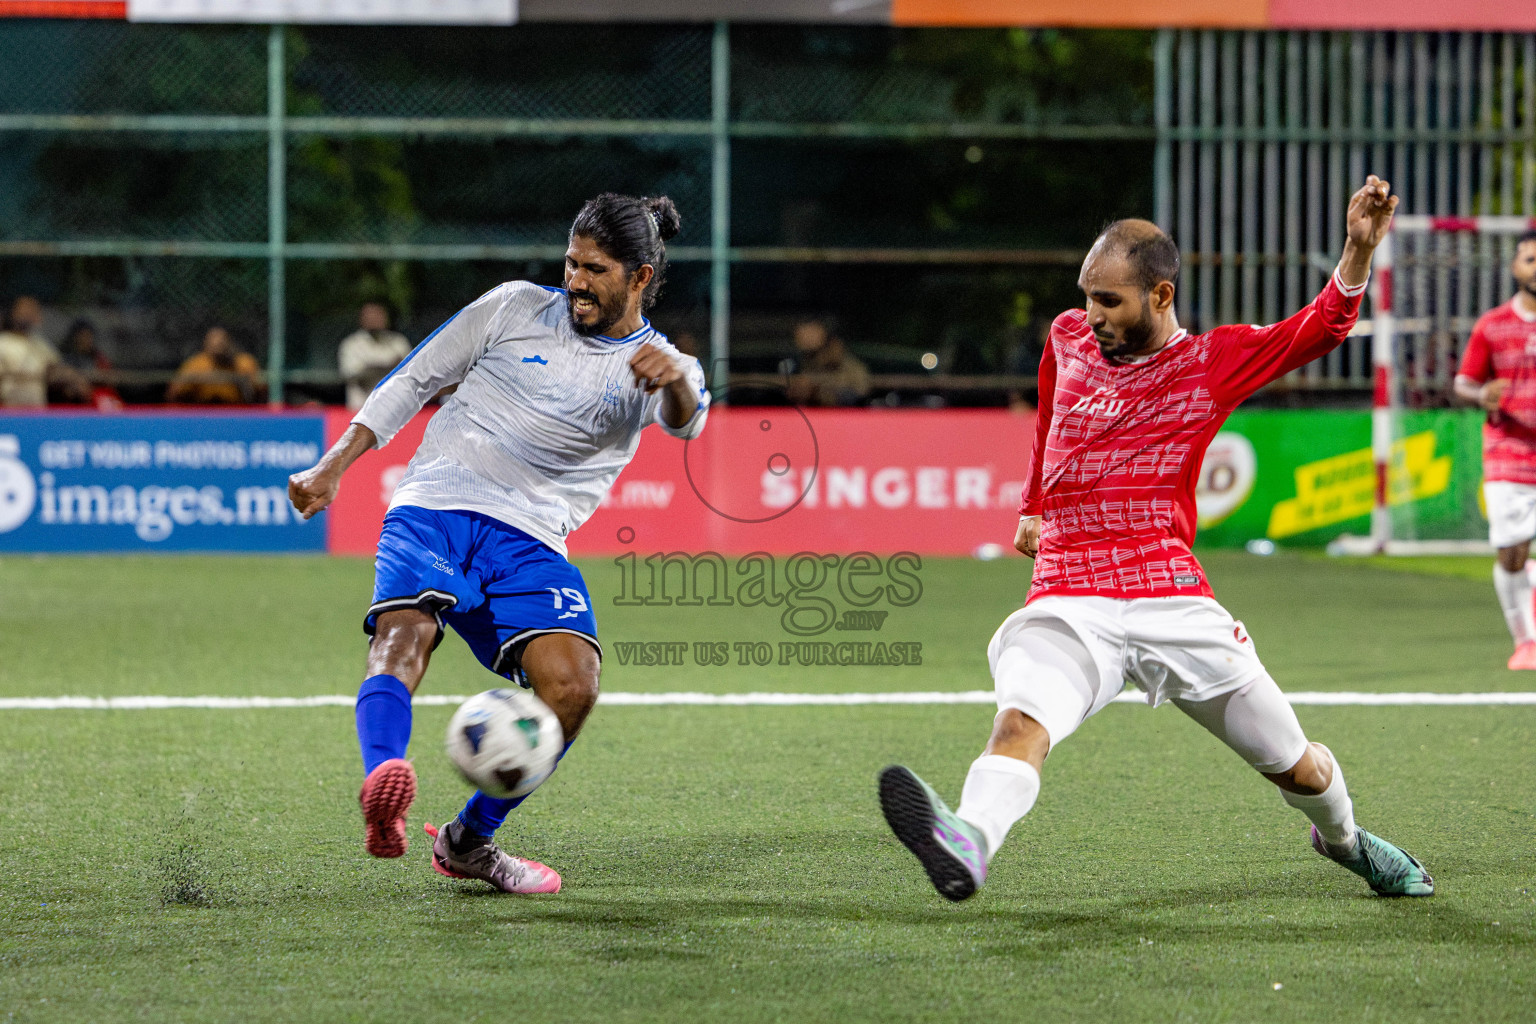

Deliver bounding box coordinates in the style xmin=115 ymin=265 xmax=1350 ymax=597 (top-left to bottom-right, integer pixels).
xmin=1301 ymin=553 xmax=1500 ymax=586
xmin=1 ymin=552 xmax=1533 ymax=1023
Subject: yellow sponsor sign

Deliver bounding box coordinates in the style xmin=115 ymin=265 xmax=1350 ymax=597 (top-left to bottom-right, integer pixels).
xmin=1267 ymin=431 xmax=1452 ymax=538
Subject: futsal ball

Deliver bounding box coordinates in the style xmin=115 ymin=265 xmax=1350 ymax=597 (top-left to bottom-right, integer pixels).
xmin=445 ymin=688 xmax=563 ymax=799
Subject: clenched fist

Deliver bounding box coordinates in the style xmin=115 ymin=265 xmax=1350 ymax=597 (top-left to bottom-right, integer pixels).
xmin=1014 ymin=515 xmax=1041 ymax=558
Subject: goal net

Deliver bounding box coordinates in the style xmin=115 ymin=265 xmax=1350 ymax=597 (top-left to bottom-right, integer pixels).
xmin=1331 ymin=215 xmax=1536 ymax=556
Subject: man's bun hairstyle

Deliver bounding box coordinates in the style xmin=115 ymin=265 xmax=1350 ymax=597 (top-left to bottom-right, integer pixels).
xmin=644 ymin=196 xmax=682 ymax=242
xmin=571 ymin=193 xmax=682 ymax=310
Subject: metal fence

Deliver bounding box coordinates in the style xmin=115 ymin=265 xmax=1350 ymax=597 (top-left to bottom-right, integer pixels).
xmin=1160 ymin=30 xmax=1536 ymax=396
xmin=1 ymin=23 xmax=1531 ymax=403
xmin=1 ymin=21 xmax=1164 ymax=404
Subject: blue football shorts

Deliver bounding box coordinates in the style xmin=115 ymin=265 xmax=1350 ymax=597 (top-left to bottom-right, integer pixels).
xmin=365 ymin=505 xmax=600 ymax=685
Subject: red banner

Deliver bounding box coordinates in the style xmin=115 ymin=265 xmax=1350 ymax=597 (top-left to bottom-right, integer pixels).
xmin=9 ymin=0 xmax=1533 ymax=28
xmin=324 ymin=407 xmax=1036 ymax=557
xmin=890 ymin=0 xmax=1536 ymax=30
xmin=0 ymin=1 xmax=124 ymax=15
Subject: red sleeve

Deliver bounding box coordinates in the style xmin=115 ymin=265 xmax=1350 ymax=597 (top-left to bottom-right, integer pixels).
xmin=1457 ymin=316 xmax=1493 ymax=383
xmin=1207 ymin=272 xmax=1367 ymax=408
xmin=1017 ymin=338 xmax=1056 ymax=517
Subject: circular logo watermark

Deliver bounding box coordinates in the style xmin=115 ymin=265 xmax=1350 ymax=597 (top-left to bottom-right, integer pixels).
xmin=682 ymin=383 xmax=820 ymax=524
xmin=0 ymin=435 xmax=37 ymax=534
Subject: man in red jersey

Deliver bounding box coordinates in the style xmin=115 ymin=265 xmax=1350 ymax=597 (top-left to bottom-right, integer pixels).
xmin=879 ymin=177 xmax=1433 ymax=902
xmin=1453 ymin=231 xmax=1536 ymax=669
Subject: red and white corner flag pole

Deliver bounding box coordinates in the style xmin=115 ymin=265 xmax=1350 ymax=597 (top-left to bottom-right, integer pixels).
xmin=1369 ymin=225 xmax=1396 ymax=552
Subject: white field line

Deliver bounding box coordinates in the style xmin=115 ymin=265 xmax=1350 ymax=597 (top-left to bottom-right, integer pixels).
xmin=1 ymin=690 xmax=1535 ymax=710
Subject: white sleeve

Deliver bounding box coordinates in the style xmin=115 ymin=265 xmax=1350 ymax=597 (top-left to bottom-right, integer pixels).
xmin=352 ymin=286 xmax=506 ymax=447
xmin=653 ymin=356 xmax=711 ymax=440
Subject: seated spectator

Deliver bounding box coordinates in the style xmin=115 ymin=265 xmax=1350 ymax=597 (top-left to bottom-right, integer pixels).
xmin=166 ymin=326 xmax=266 ymax=404
xmin=784 ymin=319 xmax=871 ymax=407
xmin=0 ymin=295 xmax=89 ymax=407
xmin=60 ymin=319 xmax=122 ymax=408
xmin=338 ymin=302 xmax=412 ymax=411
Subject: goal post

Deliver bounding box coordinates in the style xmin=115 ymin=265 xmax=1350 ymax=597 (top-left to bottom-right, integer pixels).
xmin=1331 ymin=214 xmax=1536 ymax=556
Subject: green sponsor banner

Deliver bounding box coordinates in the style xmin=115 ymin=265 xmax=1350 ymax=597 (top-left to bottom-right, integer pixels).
xmin=1196 ymin=408 xmax=1487 ymax=548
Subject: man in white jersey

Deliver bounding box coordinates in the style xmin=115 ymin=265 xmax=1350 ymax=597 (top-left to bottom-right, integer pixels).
xmin=288 ymin=194 xmax=708 ymax=893
xmin=879 ymin=177 xmax=1433 ymax=902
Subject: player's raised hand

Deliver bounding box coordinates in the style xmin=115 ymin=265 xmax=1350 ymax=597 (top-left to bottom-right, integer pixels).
xmin=628 ymin=342 xmax=684 ymax=393
xmin=1346 ymin=175 xmax=1398 ymax=249
xmin=1014 ymin=515 xmax=1041 ymax=558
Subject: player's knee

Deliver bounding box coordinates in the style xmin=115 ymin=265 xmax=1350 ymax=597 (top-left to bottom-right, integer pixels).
xmin=1266 ymin=741 xmax=1334 ymax=795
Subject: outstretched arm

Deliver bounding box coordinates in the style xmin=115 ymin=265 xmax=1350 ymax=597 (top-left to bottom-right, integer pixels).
xmin=287 ymin=285 xmax=508 ymax=519
xmin=353 ymin=284 xmax=507 ymax=447
xmin=1210 ymin=176 xmax=1398 ymax=407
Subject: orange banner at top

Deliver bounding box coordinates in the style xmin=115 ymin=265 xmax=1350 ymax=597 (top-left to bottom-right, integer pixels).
xmin=893 ymin=0 xmax=1536 ymax=31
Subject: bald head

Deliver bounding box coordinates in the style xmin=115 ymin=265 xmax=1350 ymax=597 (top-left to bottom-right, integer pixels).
xmin=1086 ymin=219 xmax=1181 ymax=294
xmin=1078 ymin=220 xmax=1183 ymax=361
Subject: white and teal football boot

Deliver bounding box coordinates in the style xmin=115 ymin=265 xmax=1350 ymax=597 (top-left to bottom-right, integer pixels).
xmin=878 ymin=765 xmax=988 ymax=902
xmin=1311 ymin=826 xmax=1434 ymax=897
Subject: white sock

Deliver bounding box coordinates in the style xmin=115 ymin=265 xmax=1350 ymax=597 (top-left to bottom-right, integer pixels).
xmin=1279 ymin=749 xmax=1357 ymax=852
xmin=956 ymin=754 xmax=1040 ymax=862
xmin=1493 ymin=564 xmax=1536 ymax=646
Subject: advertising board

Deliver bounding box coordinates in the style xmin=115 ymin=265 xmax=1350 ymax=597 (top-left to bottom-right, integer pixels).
xmin=0 ymin=412 xmax=327 ymax=552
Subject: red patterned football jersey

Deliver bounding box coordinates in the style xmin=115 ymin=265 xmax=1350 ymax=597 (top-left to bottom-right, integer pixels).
xmin=1455 ymin=298 xmax=1536 ymax=485
xmin=1020 ymin=272 xmax=1367 ymax=601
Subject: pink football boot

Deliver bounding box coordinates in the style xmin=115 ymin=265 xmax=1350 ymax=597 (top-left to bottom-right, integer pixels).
xmin=424 ymin=822 xmax=562 ymax=894
xmin=358 ymin=758 xmax=416 ymax=858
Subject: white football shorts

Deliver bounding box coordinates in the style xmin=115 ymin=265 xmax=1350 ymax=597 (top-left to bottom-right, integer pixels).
xmin=1483 ymin=480 xmax=1536 ymax=549
xmin=986 ymin=595 xmax=1308 ymax=772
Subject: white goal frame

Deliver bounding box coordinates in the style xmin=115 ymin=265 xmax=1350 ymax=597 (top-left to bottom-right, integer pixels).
xmin=1332 ymin=214 xmax=1536 ymax=556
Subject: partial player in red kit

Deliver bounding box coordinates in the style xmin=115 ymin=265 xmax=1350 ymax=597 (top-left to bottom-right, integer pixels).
xmin=879 ymin=177 xmax=1433 ymax=902
xmin=1453 ymin=230 xmax=1536 ymax=669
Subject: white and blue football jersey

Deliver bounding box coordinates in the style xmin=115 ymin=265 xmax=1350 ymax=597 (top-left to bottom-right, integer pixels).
xmin=354 ymin=281 xmax=709 ymax=554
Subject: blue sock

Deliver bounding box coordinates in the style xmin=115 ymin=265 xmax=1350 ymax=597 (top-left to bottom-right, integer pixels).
xmin=356 ymin=674 xmax=412 ymax=775
xmin=457 ymin=740 xmax=572 ymax=837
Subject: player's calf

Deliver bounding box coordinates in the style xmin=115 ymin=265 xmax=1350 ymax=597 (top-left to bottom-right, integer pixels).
xmin=356 ymin=672 xmax=419 ymax=858
xmin=1176 ymin=674 xmax=1431 ymax=894
xmin=982 ymin=707 xmax=1051 ymax=765
xmin=354 ymin=613 xmax=438 ymax=859
xmin=520 ymin=633 xmax=601 ymax=740
xmin=1491 ymin=546 xmax=1536 ymax=661
xmin=437 ymin=637 xmax=593 ymax=863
